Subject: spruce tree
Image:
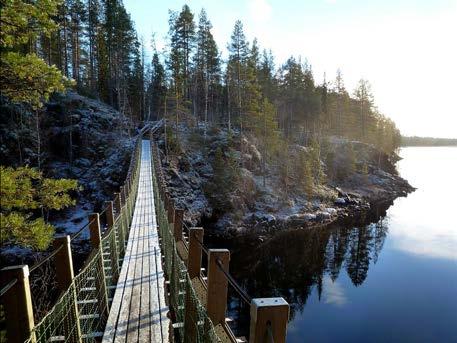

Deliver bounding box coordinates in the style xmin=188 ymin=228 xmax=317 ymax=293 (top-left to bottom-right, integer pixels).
xmin=148 ymin=52 xmax=167 ymax=120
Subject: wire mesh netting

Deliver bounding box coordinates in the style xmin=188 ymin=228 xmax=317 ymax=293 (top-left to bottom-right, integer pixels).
xmin=21 ymin=138 xmax=142 ymax=343
xmin=151 ymin=139 xmax=221 ymax=343
xmin=15 ymin=135 xmax=224 ymax=343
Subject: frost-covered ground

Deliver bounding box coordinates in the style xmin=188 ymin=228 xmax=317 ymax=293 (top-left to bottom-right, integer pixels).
xmin=1 ymin=92 xmax=134 ymax=263
xmin=156 ymin=125 xmax=413 ymax=237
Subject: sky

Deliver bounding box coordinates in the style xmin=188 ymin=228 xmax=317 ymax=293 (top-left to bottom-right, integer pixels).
xmin=124 ymin=0 xmax=457 ymax=138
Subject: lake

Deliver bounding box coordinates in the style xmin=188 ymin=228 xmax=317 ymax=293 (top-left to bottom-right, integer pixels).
xmin=218 ymin=147 xmax=457 ymax=342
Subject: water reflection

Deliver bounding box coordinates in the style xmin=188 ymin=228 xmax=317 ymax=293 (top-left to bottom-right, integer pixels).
xmin=216 ymin=147 xmax=457 ymax=341
xmin=387 ymin=147 xmax=457 ymax=261
xmin=219 ymin=202 xmax=392 ymax=326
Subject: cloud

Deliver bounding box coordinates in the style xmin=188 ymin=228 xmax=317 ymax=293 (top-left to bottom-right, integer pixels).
xmin=323 ymin=276 xmax=348 ymax=307
xmin=248 ymin=0 xmax=272 ymax=23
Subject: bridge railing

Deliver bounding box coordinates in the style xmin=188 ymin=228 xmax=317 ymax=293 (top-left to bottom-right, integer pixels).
xmin=149 ymin=134 xmax=290 ymax=343
xmin=0 ymin=135 xmax=143 ymax=343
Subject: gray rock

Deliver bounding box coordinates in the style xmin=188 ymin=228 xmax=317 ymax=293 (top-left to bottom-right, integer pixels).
xmin=335 ymin=197 xmax=346 ymax=205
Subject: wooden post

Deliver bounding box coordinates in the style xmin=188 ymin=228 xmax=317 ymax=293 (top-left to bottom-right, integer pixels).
xmin=89 ymin=213 xmax=101 ymax=248
xmin=249 ymin=298 xmax=289 ymax=343
xmin=53 ymin=235 xmax=83 ymax=343
xmin=174 ymin=208 xmax=184 ymax=241
xmin=187 ymin=228 xmax=203 ymax=279
xmin=206 ymin=249 xmax=230 ymax=325
xmin=124 ymin=182 xmax=132 ymax=221
xmin=166 ymin=194 xmax=175 ymax=224
xmin=0 ymin=265 xmax=35 ymax=343
xmin=114 ymin=192 xmax=122 ymax=215
xmin=53 ymin=235 xmax=75 ymax=291
xmin=125 ymin=182 xmax=130 ymax=197
xmin=120 ymin=186 xmax=125 ymax=206
xmin=88 ymin=213 xmax=109 ymax=320
xmin=105 ymin=201 xmax=115 ymax=229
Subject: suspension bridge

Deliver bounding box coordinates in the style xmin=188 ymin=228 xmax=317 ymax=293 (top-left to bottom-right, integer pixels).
xmin=0 ymin=128 xmax=290 ymax=343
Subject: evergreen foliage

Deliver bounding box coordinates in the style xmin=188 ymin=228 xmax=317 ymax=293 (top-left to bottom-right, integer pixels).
xmin=1 ymin=1 xmax=401 ymax=155
xmin=0 ymin=0 xmax=73 ymax=108
xmin=0 ymin=166 xmax=78 ymax=250
xmin=204 ymin=147 xmax=240 ymax=212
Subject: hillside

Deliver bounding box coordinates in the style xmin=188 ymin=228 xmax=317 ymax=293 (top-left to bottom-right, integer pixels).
xmin=0 ymin=92 xmax=133 ymax=261
xmin=156 ymin=125 xmax=413 ymax=236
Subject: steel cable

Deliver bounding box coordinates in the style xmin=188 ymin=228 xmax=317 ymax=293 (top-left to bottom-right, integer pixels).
xmin=0 ymin=279 xmax=18 ymax=297
xmin=215 ymin=257 xmax=252 ymax=305
xmin=70 ymin=217 xmax=96 ymax=241
xmin=153 ymin=137 xmax=253 ymax=306
xmin=29 ymin=245 xmax=64 ymax=273
xmin=194 ymin=235 xmax=209 ymax=255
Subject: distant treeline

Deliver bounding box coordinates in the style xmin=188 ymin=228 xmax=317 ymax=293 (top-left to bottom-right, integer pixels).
xmin=401 ymin=136 xmax=457 ymax=146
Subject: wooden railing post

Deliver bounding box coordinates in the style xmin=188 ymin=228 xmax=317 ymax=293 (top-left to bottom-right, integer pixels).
xmin=187 ymin=228 xmax=203 ymax=278
xmin=206 ymin=249 xmax=230 ymax=325
xmin=166 ymin=193 xmax=175 ymax=224
xmin=88 ymin=213 xmax=109 ymax=319
xmin=89 ymin=213 xmax=102 ymax=248
xmin=0 ymin=265 xmax=35 ymax=343
xmin=120 ymin=186 xmax=126 ymax=207
xmin=53 ymin=235 xmax=75 ymax=291
xmin=174 ymin=208 xmax=184 ymax=242
xmin=105 ymin=201 xmax=115 ymax=229
xmin=114 ymin=192 xmax=122 ymax=215
xmin=125 ymin=182 xmax=130 ymax=197
xmin=249 ymin=298 xmax=289 ymax=343
xmin=53 ymin=235 xmax=82 ymax=343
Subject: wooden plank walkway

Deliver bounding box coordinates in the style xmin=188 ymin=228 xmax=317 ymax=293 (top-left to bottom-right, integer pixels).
xmin=103 ymin=140 xmax=170 ymax=343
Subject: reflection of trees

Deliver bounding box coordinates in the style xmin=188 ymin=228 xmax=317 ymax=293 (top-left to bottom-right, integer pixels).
xmin=224 ymin=200 xmax=393 ymax=325
xmin=345 ymin=226 xmax=372 ymax=286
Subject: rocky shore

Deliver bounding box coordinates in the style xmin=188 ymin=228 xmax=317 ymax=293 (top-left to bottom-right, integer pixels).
xmin=157 ymin=126 xmax=414 ymax=237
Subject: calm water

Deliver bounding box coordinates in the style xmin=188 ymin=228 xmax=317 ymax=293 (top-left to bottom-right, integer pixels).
xmin=218 ymin=147 xmax=457 ymax=342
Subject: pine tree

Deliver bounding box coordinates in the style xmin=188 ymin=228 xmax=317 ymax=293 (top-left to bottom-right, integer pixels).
xmin=258 ymin=49 xmax=276 ymax=103
xmin=227 ymin=20 xmax=249 ymax=130
xmin=168 ymin=5 xmax=196 ymax=140
xmin=87 ymin=0 xmax=101 ymax=95
xmin=69 ymin=0 xmax=86 ymax=86
xmin=193 ymin=9 xmax=220 ymax=131
xmin=354 ymin=79 xmax=374 ymax=140
xmin=0 ymin=0 xmax=73 ymax=108
xmin=168 ymin=5 xmax=195 ymax=103
xmin=0 ymin=167 xmax=78 ymax=250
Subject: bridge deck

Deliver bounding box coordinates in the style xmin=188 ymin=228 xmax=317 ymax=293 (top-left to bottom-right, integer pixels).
xmin=103 ymin=140 xmax=169 ymax=343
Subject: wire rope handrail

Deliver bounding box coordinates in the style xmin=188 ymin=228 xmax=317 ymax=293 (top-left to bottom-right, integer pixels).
xmin=1 ymin=130 xmax=146 ymax=343
xmin=151 ymin=136 xmax=254 ymax=306
xmin=28 ymin=245 xmax=64 ymax=274
xmin=150 ymin=135 xmax=270 ymax=343
xmin=194 ymin=235 xmax=209 ymax=255
xmin=215 ymin=258 xmax=252 ymax=306
xmin=0 ymin=279 xmax=18 ymax=297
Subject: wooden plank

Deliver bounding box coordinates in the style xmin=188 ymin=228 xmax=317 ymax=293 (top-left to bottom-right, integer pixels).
xmin=138 ymin=157 xmax=151 ymax=342
xmin=103 ymin=140 xmax=170 ymax=343
xmin=148 ymin=149 xmax=169 ymax=342
xmin=102 ymin=182 xmax=139 ymax=342
xmin=125 ymin=173 xmax=144 ymax=343
xmin=112 ymin=177 xmax=142 ymax=343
